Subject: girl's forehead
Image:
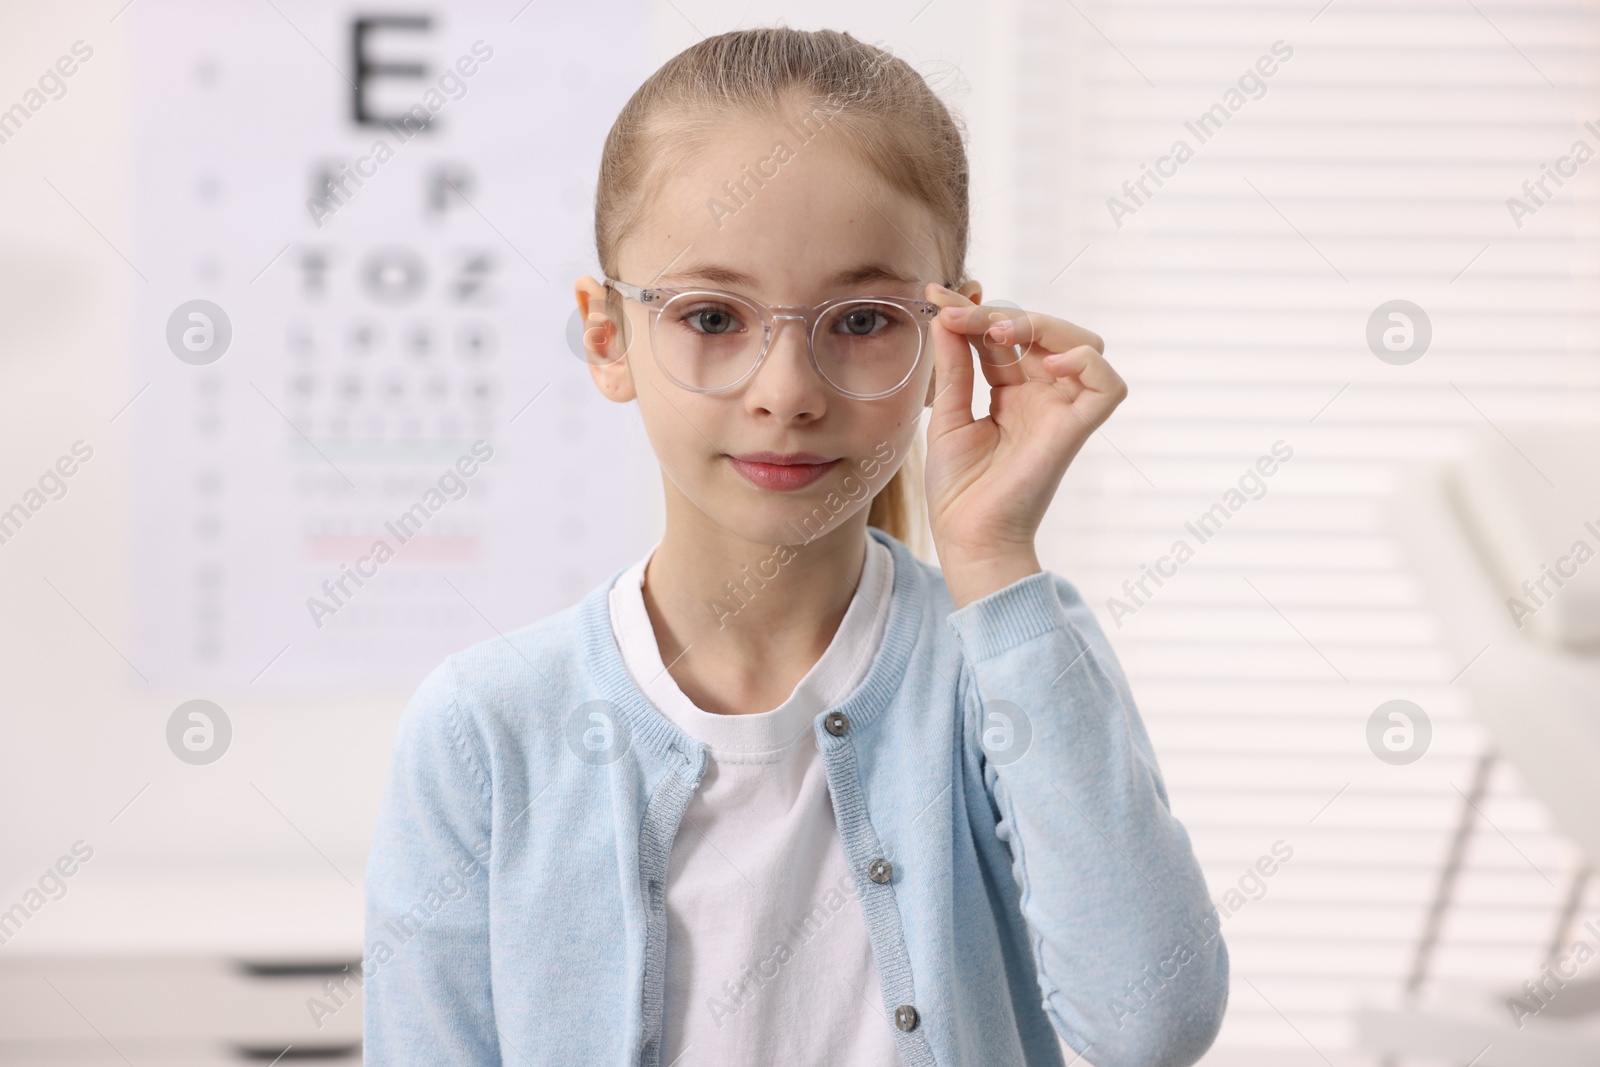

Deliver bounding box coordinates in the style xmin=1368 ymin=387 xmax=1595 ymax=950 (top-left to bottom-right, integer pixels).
xmin=624 ymin=132 xmax=938 ymax=288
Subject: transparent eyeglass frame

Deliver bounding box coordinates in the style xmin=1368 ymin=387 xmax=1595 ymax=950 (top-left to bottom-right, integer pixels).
xmin=600 ymin=276 xmax=945 ymax=401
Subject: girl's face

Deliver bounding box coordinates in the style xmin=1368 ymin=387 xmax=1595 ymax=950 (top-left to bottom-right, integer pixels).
xmin=578 ymin=113 xmax=977 ymax=550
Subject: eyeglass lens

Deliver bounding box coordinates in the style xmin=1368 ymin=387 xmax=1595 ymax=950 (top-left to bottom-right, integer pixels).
xmin=653 ymin=292 xmax=923 ymax=397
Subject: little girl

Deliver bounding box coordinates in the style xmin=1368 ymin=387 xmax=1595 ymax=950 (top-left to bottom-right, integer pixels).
xmin=364 ymin=27 xmax=1226 ymax=1067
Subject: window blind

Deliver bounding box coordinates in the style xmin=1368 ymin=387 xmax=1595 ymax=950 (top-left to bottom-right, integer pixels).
xmin=1001 ymin=0 xmax=1600 ymax=1060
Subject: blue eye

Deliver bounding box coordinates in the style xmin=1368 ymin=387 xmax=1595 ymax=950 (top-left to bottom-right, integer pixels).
xmin=830 ymin=303 xmax=911 ymax=339
xmin=839 ymin=308 xmax=885 ymax=336
xmin=677 ymin=303 xmax=744 ymax=336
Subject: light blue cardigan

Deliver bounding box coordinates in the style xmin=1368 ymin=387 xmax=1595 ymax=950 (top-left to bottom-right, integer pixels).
xmin=363 ymin=525 xmax=1227 ymax=1065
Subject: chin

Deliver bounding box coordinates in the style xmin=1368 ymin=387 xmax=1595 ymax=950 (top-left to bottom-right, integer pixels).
xmin=722 ymin=495 xmax=870 ymax=550
xmin=774 ymin=498 xmax=874 ymax=547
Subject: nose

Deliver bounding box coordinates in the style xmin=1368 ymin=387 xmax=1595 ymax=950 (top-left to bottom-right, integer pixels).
xmin=744 ymin=314 xmax=827 ymax=415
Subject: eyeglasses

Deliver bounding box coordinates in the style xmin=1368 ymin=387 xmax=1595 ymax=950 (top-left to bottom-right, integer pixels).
xmin=601 ymin=276 xmax=942 ymax=401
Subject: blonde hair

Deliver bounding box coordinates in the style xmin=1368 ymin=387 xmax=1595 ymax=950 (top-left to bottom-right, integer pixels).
xmin=592 ymin=27 xmax=970 ymax=554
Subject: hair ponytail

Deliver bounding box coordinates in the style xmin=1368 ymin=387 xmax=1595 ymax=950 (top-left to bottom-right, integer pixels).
xmin=866 ymin=433 xmax=927 ymax=557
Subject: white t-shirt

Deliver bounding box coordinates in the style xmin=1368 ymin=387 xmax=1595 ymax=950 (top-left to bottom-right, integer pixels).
xmin=608 ymin=533 xmax=904 ymax=1067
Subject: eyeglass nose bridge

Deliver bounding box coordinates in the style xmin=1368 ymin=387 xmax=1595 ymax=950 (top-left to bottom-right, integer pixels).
xmin=754 ymin=310 xmax=822 ymax=378
xmin=745 ymin=303 xmax=929 ymax=400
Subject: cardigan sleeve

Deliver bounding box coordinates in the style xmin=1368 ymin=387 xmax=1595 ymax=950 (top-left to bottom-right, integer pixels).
xmin=946 ymin=570 xmax=1228 ymax=1067
xmin=363 ymin=657 xmax=502 ymax=1066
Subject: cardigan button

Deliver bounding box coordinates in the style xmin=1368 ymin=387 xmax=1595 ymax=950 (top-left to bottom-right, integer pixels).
xmin=824 ymin=711 xmax=850 ymax=736
xmin=867 ymin=858 xmax=893 ymax=884
xmin=894 ymin=1004 xmax=919 ymax=1031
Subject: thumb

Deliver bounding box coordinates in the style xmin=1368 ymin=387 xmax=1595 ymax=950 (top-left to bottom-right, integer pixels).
xmin=926 ymin=312 xmax=975 ymax=440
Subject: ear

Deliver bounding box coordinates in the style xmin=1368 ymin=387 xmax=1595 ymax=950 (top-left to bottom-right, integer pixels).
xmin=575 ymin=276 xmax=637 ymax=403
xmin=923 ymin=278 xmax=984 ymax=407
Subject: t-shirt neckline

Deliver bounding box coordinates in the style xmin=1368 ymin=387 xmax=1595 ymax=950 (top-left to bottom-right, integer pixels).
xmin=607 ymin=532 xmax=894 ymax=758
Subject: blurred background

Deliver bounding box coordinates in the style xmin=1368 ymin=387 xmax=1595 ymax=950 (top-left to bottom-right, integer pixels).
xmin=2 ymin=0 xmax=1598 ymax=1063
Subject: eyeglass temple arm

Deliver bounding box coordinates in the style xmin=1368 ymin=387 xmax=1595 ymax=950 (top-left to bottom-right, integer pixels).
xmin=602 ymin=278 xmax=647 ymax=302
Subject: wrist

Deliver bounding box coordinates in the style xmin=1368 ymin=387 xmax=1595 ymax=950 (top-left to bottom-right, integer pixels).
xmin=944 ymin=549 xmax=1042 ymax=610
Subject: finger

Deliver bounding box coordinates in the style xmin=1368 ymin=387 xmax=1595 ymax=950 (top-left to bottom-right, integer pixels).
xmin=921 ymin=284 xmax=1020 ymax=398
xmin=975 ymin=317 xmax=1035 ymax=389
xmin=1044 ymin=344 xmax=1127 ymax=400
xmin=1040 ymin=345 xmax=1094 ymax=379
xmin=932 ymin=303 xmax=1023 ymax=388
xmin=940 ymin=305 xmax=1100 ymax=393
xmin=950 ymin=306 xmax=1104 ymax=357
xmin=1038 ymin=346 xmax=1089 ymax=401
xmin=924 ymin=281 xmax=978 ymax=311
xmin=954 ymin=308 xmax=1037 ymax=388
xmin=1044 ymin=345 xmax=1128 ymax=425
xmin=927 ymin=297 xmax=977 ymax=438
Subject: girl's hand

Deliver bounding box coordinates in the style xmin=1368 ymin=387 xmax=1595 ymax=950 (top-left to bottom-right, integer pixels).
xmin=922 ymin=283 xmax=1125 ymax=609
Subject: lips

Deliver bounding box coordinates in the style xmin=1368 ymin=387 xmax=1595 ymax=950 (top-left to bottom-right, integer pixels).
xmin=725 ymin=452 xmax=841 ymax=492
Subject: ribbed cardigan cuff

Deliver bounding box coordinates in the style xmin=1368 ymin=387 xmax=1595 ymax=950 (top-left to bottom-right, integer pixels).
xmin=943 ymin=569 xmax=1067 ymax=662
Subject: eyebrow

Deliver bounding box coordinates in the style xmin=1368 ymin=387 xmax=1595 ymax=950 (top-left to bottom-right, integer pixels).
xmin=657 ymin=263 xmax=924 ymax=291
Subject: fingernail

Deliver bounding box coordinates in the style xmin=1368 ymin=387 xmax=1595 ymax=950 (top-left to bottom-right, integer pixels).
xmin=986 ymin=324 xmax=1007 ymax=343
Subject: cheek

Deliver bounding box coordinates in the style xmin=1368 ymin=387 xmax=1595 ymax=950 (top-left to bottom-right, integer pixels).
xmin=884 ymin=397 xmax=926 ymax=441
xmin=637 ymin=388 xmax=732 ymax=470
xmin=850 ymin=409 xmax=920 ymax=481
xmin=634 ymin=392 xmax=694 ymax=462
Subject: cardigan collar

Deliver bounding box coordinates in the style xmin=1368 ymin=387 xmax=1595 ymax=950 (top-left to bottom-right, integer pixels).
xmin=578 ymin=525 xmax=928 ymax=774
